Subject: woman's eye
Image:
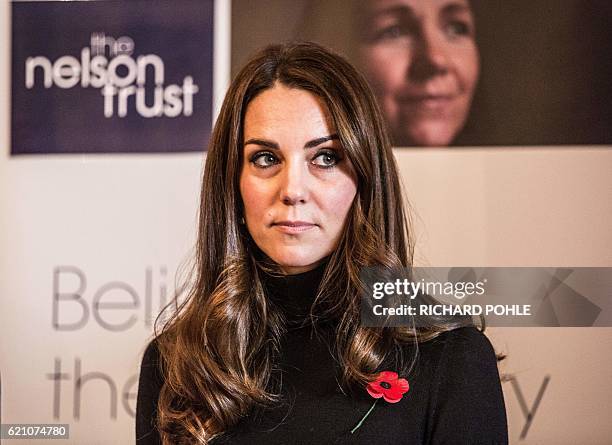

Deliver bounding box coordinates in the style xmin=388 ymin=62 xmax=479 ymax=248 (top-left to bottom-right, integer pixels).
xmin=373 ymin=24 xmax=411 ymax=42
xmin=312 ymin=150 xmax=340 ymax=168
xmin=250 ymin=152 xmax=278 ymax=168
xmin=445 ymin=21 xmax=472 ymax=38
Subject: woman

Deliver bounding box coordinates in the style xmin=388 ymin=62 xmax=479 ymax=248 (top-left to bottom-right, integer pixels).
xmin=295 ymin=0 xmax=481 ymax=147
xmin=355 ymin=0 xmax=480 ymax=147
xmin=136 ymin=42 xmax=507 ymax=444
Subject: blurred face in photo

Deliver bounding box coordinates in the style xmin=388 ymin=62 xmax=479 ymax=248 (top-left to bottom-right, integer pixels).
xmin=357 ymin=0 xmax=479 ymax=147
xmin=240 ymin=83 xmax=357 ymax=274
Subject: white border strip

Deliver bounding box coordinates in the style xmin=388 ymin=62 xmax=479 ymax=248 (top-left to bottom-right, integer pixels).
xmin=213 ymin=0 xmax=231 ymax=124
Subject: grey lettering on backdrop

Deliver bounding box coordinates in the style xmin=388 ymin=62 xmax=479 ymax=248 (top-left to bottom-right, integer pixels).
xmin=46 ymin=358 xmax=138 ymax=420
xmin=508 ymin=375 xmax=551 ymax=440
xmin=53 ymin=266 xmax=88 ymax=331
xmin=45 ymin=359 xmax=70 ymax=419
xmin=52 ymin=266 xmax=170 ymax=331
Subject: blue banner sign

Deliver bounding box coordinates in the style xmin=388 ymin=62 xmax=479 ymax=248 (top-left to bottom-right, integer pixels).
xmin=11 ymin=0 xmax=214 ymax=154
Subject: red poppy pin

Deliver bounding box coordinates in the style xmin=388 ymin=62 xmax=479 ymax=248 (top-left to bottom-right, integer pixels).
xmin=351 ymin=371 xmax=410 ymax=434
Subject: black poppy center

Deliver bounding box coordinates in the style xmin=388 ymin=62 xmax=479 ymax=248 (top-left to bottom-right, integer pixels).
xmin=380 ymin=381 xmax=391 ymax=389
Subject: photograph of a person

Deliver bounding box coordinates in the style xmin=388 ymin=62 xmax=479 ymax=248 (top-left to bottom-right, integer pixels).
xmin=136 ymin=42 xmax=508 ymax=444
xmin=3 ymin=2 xmax=612 ymax=445
xmin=354 ymin=0 xmax=480 ymax=146
xmin=231 ymin=0 xmax=612 ymax=147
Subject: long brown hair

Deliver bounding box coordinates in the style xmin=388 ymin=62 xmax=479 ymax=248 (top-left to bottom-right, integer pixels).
xmin=154 ymin=41 xmax=472 ymax=444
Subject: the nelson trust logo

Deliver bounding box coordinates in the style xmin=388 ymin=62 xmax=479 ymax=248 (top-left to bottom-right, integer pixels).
xmin=11 ymin=0 xmax=214 ymax=154
xmin=25 ymin=32 xmax=200 ymax=119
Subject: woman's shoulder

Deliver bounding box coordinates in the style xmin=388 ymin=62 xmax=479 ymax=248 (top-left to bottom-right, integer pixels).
xmin=141 ymin=338 xmax=162 ymax=366
xmin=413 ymin=326 xmax=508 ymax=442
xmin=138 ymin=337 xmax=166 ymax=393
xmin=139 ymin=337 xmax=166 ymax=387
xmin=417 ymin=325 xmax=498 ymax=365
xmin=402 ymin=326 xmax=503 ymax=400
xmin=136 ymin=338 xmax=166 ymax=444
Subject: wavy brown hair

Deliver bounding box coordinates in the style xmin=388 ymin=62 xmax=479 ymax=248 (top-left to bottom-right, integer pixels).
xmin=153 ymin=41 xmax=473 ymax=444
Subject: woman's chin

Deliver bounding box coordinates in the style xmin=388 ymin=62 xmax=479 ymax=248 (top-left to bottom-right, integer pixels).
xmin=395 ymin=123 xmax=458 ymax=147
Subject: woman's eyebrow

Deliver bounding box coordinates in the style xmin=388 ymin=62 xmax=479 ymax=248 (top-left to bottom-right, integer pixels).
xmin=441 ymin=2 xmax=472 ymax=17
xmin=304 ymin=134 xmax=339 ymax=148
xmin=243 ymin=134 xmax=339 ymax=150
xmin=243 ymin=138 xmax=279 ymax=149
xmin=368 ymin=5 xmax=415 ymax=21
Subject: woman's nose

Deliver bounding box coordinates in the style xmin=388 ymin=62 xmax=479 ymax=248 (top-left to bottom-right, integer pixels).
xmin=409 ymin=27 xmax=450 ymax=81
xmin=279 ymin=161 xmax=309 ymax=205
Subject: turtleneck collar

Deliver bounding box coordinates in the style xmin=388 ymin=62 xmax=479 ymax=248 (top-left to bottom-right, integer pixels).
xmin=260 ymin=259 xmax=328 ymax=326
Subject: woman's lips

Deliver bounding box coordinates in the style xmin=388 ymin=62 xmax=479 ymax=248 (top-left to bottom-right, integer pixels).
xmin=398 ymin=94 xmax=456 ymax=116
xmin=272 ymin=221 xmax=316 ymax=234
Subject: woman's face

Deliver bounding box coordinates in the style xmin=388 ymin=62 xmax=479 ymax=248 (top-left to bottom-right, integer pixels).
xmin=240 ymin=83 xmax=358 ymax=274
xmin=357 ymin=0 xmax=479 ymax=147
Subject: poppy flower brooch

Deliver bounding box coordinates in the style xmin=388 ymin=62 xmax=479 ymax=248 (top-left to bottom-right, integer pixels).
xmin=350 ymin=371 xmax=410 ymax=434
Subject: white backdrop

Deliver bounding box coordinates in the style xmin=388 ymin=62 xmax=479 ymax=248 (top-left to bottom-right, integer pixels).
xmin=0 ymin=1 xmax=229 ymax=443
xmin=1 ymin=1 xmax=612 ymax=444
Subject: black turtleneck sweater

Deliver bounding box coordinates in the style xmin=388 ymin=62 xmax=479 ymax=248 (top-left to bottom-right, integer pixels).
xmin=136 ymin=263 xmax=508 ymax=444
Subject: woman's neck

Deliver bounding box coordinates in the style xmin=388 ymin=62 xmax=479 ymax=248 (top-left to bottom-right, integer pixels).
xmin=261 ymin=259 xmax=328 ymax=326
